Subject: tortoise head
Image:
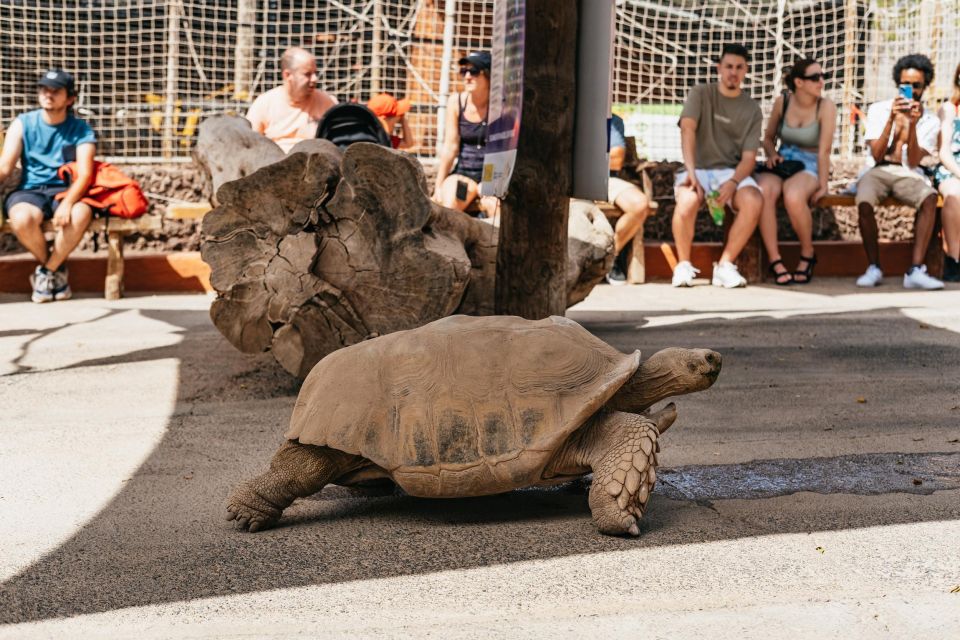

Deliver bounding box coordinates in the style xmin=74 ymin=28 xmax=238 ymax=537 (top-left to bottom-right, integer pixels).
xmin=609 ymin=347 xmax=722 ymax=414
xmin=643 ymin=347 xmax=722 ymax=394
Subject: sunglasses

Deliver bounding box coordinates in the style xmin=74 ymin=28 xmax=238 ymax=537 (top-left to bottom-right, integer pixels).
xmin=800 ymin=72 xmax=830 ymax=82
xmin=458 ymin=65 xmax=483 ymax=77
xmin=899 ymin=81 xmax=925 ymax=90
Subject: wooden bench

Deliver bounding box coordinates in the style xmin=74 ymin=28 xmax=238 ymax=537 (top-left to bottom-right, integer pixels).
xmin=0 ymin=214 xmax=163 ymax=299
xmin=729 ymin=193 xmax=945 ymax=282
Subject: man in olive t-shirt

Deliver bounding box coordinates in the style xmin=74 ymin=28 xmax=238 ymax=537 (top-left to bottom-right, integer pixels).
xmin=671 ymin=44 xmax=764 ymax=288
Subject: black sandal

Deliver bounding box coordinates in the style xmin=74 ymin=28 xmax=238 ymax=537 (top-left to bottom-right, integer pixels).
xmin=793 ymin=255 xmax=817 ymax=284
xmin=768 ymin=259 xmax=794 ymax=285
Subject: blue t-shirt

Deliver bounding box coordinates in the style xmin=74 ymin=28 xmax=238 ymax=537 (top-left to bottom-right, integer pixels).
xmin=609 ymin=114 xmax=626 ymax=177
xmin=609 ymin=113 xmax=626 ymax=152
xmin=16 ymin=110 xmax=96 ymax=190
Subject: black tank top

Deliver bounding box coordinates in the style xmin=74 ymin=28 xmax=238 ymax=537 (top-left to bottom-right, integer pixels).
xmin=456 ymin=93 xmax=487 ymax=176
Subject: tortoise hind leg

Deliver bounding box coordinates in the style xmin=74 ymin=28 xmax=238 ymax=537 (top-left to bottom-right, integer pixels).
xmin=226 ymin=441 xmax=363 ymax=532
xmin=583 ymin=405 xmax=676 ymax=536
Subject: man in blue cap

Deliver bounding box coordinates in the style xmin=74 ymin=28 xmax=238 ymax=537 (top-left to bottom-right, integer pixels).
xmin=0 ymin=69 xmax=96 ymax=302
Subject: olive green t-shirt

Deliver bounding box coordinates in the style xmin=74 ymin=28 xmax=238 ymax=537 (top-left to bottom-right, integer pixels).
xmin=679 ymin=83 xmax=763 ymax=169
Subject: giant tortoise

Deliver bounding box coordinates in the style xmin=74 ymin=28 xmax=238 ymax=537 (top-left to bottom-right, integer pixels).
xmin=226 ymin=315 xmax=721 ymax=536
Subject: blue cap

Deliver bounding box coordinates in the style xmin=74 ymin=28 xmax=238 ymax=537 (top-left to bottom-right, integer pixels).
xmin=38 ymin=69 xmax=76 ymax=95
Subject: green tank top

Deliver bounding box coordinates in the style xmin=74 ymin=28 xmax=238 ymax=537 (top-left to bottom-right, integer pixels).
xmin=779 ymin=94 xmax=821 ymax=149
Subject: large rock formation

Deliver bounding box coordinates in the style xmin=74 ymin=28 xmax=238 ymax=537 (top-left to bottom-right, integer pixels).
xmin=199 ymin=116 xmax=611 ymax=377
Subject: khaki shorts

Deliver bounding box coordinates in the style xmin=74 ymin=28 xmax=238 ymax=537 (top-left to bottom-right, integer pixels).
xmin=855 ymin=164 xmax=937 ymax=209
xmin=608 ymin=176 xmax=638 ymax=204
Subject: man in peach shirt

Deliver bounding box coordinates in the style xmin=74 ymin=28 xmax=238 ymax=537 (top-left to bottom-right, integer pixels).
xmin=246 ymin=47 xmax=338 ymax=153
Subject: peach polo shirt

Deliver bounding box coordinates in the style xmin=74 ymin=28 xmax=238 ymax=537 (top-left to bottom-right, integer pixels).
xmin=246 ymin=86 xmax=338 ymax=153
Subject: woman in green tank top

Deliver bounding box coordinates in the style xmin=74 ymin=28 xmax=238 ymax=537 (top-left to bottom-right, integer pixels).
xmin=756 ymin=58 xmax=837 ymax=285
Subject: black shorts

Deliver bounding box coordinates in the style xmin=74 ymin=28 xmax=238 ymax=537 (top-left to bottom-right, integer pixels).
xmin=4 ymin=186 xmax=65 ymax=220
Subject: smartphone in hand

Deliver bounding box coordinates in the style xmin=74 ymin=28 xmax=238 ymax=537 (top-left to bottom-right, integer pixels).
xmin=897 ymin=83 xmax=914 ymax=112
xmin=455 ymin=180 xmax=469 ymax=201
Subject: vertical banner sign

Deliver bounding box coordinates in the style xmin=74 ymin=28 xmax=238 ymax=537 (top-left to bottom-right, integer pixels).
xmin=481 ymin=0 xmax=525 ymax=198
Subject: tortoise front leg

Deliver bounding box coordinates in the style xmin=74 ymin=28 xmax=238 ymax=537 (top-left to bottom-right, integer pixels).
xmin=226 ymin=441 xmax=362 ymax=532
xmin=581 ymin=405 xmax=676 ymax=536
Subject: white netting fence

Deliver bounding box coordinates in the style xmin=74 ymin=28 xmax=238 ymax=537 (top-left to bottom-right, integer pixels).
xmin=1 ymin=0 xmax=958 ymax=163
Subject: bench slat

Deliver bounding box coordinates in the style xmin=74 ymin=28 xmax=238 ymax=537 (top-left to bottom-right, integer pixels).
xmin=1 ymin=214 xmax=162 ymax=235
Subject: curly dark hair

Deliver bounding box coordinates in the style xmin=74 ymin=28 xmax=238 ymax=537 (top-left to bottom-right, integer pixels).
xmin=786 ymin=58 xmax=819 ymax=92
xmin=892 ymin=53 xmax=934 ymax=87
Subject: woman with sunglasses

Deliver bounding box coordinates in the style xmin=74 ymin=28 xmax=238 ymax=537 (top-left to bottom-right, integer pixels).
xmin=755 ymin=58 xmax=836 ymax=284
xmin=433 ymin=51 xmax=498 ymax=220
xmin=933 ymin=62 xmax=960 ymax=282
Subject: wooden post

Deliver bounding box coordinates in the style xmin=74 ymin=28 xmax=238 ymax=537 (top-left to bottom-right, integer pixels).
xmin=839 ymin=0 xmax=858 ymax=161
xmin=162 ymin=0 xmax=182 ymax=158
xmin=234 ymin=0 xmax=256 ymax=101
xmin=494 ymin=0 xmax=578 ymax=319
xmin=105 ymin=230 xmax=124 ymax=300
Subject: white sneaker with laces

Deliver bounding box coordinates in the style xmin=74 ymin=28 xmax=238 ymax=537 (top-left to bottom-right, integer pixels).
xmin=856 ymin=264 xmax=883 ymax=287
xmin=903 ymin=264 xmax=944 ymax=290
xmin=671 ymin=260 xmax=699 ymax=287
xmin=711 ymin=261 xmax=746 ymax=288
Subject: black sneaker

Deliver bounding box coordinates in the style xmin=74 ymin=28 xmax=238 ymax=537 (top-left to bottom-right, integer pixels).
xmin=944 ymin=256 xmax=960 ymax=283
xmin=605 ymin=247 xmax=629 ymax=286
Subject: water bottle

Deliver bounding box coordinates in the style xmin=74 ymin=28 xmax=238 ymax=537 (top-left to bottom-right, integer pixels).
xmin=706 ymin=179 xmax=725 ymax=226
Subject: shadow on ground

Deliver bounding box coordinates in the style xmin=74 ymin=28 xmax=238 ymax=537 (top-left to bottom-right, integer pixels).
xmin=1 ymin=304 xmax=959 ymax=623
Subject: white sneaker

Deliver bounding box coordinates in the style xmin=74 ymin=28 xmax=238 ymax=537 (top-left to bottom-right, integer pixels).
xmin=856 ymin=264 xmax=883 ymax=287
xmin=711 ymin=261 xmax=747 ymax=288
xmin=671 ymin=260 xmax=699 ymax=287
xmin=903 ymin=264 xmax=944 ymax=290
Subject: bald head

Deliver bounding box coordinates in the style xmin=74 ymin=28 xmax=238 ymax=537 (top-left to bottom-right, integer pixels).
xmin=280 ymin=47 xmax=319 ymax=104
xmin=280 ymin=47 xmax=314 ymax=72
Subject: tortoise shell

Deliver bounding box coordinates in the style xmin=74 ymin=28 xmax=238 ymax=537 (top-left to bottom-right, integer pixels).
xmin=286 ymin=315 xmax=640 ymax=497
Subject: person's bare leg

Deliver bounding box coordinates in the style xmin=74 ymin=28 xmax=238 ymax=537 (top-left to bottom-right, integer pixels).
xmin=782 ymin=173 xmax=817 ymax=257
xmin=671 ymin=187 xmax=701 ymax=263
xmin=857 ymin=202 xmax=881 ymax=266
xmin=439 ymin=175 xmax=479 ymax=212
xmin=911 ymin=193 xmax=939 ymax=266
xmin=755 ymin=172 xmax=783 ymax=262
xmin=226 ymin=440 xmax=365 ymax=532
xmin=719 ymin=186 xmax=761 ymax=264
xmin=479 ymin=195 xmax=500 ymax=223
xmin=940 ymin=182 xmax=960 ymax=259
xmin=612 ymin=187 xmax=649 ymax=254
xmin=46 ymin=202 xmax=93 ymax=271
xmin=6 ymin=203 xmax=49 ymax=264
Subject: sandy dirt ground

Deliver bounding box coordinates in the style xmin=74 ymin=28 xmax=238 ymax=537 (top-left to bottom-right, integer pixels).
xmin=1 ymin=280 xmax=958 ymax=638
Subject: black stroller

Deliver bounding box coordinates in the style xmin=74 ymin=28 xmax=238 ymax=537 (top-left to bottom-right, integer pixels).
xmin=316 ymin=102 xmax=391 ymax=149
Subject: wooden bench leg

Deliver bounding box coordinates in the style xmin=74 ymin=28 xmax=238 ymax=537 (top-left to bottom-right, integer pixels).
xmin=626 ymin=230 xmax=645 ymax=284
xmin=105 ymin=230 xmax=124 ymax=300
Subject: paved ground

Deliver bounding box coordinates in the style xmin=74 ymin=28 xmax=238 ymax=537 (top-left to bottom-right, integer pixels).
xmin=1 ymin=280 xmax=958 ymax=638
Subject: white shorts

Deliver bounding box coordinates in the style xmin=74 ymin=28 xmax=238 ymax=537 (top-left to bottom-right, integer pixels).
xmin=674 ymin=168 xmax=760 ymax=193
xmin=608 ymin=176 xmax=638 ymax=204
